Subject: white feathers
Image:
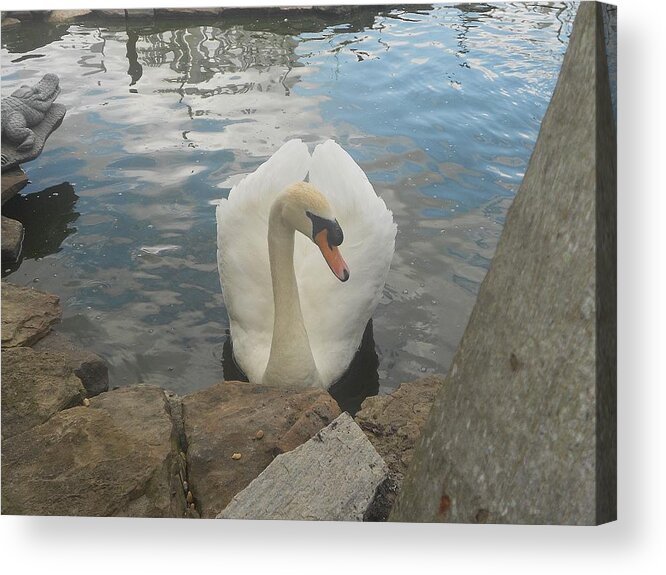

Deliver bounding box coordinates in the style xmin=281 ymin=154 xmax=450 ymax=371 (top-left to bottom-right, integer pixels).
xmin=216 ymin=139 xmax=396 ymax=388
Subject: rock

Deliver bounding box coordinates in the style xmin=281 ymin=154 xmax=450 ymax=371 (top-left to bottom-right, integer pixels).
xmin=1 ymin=216 xmax=24 ymax=263
xmin=274 ymin=391 xmax=342 ymax=454
xmin=1 ymin=347 xmax=85 ymax=439
xmin=218 ymin=413 xmax=389 ymax=521
xmin=155 ymin=8 xmax=225 ymax=18
xmin=355 ymin=376 xmax=443 ymax=518
xmin=390 ymin=3 xmax=616 ymax=526
xmin=182 ymin=381 xmax=341 ymax=518
xmin=33 ymin=331 xmax=109 ymax=397
xmin=47 ymin=10 xmax=92 ymax=23
xmin=94 ymin=9 xmax=126 ymax=18
xmin=1 ymin=385 xmax=187 ymax=517
xmin=1 ymin=282 xmax=61 ymax=348
xmin=1 ymin=17 xmax=20 ymax=28
xmin=126 ymin=9 xmax=154 ymax=19
xmin=1 ymin=166 xmax=29 ymax=204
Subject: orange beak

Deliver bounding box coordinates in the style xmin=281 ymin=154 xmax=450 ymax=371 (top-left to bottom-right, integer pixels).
xmin=314 ymin=229 xmax=350 ymax=282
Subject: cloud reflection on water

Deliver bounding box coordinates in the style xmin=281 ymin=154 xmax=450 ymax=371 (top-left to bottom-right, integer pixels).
xmin=0 ymin=4 xmax=576 ymax=394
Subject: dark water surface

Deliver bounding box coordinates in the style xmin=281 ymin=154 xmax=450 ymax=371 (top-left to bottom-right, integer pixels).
xmin=1 ymin=4 xmax=576 ymax=396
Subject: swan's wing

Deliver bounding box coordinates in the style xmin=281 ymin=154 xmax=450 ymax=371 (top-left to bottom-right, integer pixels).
xmin=216 ymin=139 xmax=311 ymax=383
xmin=297 ymin=140 xmax=397 ymax=386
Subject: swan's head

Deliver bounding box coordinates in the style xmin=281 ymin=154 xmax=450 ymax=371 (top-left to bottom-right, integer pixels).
xmin=276 ymin=182 xmax=350 ymax=282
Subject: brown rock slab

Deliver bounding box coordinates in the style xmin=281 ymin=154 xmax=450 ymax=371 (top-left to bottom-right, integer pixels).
xmin=355 ymin=376 xmax=443 ymax=519
xmin=1 ymin=216 xmax=24 ymax=263
xmin=1 ymin=167 xmax=28 ymax=204
xmin=1 ymin=17 xmax=20 ymax=28
xmin=356 ymin=376 xmax=443 ymax=478
xmin=47 ymin=10 xmax=92 ymax=23
xmin=1 ymin=282 xmax=61 ymax=348
xmin=33 ymin=331 xmax=109 ymax=397
xmin=94 ymin=9 xmax=126 ymax=18
xmin=1 ymin=346 xmax=85 ymax=439
xmin=155 ymin=7 xmax=225 ymax=18
xmin=1 ymin=385 xmax=186 ymax=517
xmin=182 ymin=381 xmax=341 ymax=518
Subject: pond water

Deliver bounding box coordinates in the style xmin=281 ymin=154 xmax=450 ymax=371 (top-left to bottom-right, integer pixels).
xmin=1 ymin=4 xmax=576 ymax=401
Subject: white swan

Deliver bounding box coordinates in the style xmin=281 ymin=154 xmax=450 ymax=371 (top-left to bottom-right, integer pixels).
xmin=216 ymin=139 xmax=396 ymax=389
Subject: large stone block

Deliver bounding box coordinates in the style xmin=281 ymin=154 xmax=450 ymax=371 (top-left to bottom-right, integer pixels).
xmin=391 ymin=2 xmax=616 ymax=526
xmin=218 ymin=413 xmax=389 ymax=521
xmin=1 ymin=385 xmax=186 ymax=517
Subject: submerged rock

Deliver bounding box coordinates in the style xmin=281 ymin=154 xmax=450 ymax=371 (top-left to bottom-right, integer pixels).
xmin=182 ymin=380 xmax=341 ymax=518
xmin=1 ymin=385 xmax=187 ymax=517
xmin=1 ymin=282 xmax=61 ymax=348
xmin=218 ymin=413 xmax=389 ymax=521
xmin=1 ymin=346 xmax=85 ymax=439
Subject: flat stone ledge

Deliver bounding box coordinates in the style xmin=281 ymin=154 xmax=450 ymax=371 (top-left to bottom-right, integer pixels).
xmin=218 ymin=412 xmax=389 ymax=521
xmin=1 ymin=282 xmax=61 ymax=348
xmin=1 ymin=346 xmax=85 ymax=440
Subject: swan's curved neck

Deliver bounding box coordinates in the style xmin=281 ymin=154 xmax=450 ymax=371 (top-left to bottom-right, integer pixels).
xmin=262 ymin=203 xmax=321 ymax=388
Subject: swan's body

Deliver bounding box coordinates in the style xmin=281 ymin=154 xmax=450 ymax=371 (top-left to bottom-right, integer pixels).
xmin=216 ymin=139 xmax=396 ymax=388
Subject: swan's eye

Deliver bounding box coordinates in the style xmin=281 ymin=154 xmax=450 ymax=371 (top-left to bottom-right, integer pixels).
xmin=306 ymin=211 xmax=344 ymax=248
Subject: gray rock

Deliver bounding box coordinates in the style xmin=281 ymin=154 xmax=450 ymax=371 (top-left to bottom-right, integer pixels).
xmin=1 ymin=282 xmax=61 ymax=348
xmin=1 ymin=103 xmax=66 ymax=172
xmin=355 ymin=375 xmax=443 ymax=519
xmin=182 ymin=380 xmax=341 ymax=518
xmin=33 ymin=332 xmax=109 ymax=397
xmin=1 ymin=216 xmax=24 ymax=263
xmin=1 ymin=166 xmax=28 ymax=204
xmin=218 ymin=413 xmax=389 ymax=521
xmin=1 ymin=385 xmax=187 ymax=517
xmin=1 ymin=346 xmax=85 ymax=439
xmin=390 ymin=2 xmax=616 ymax=526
